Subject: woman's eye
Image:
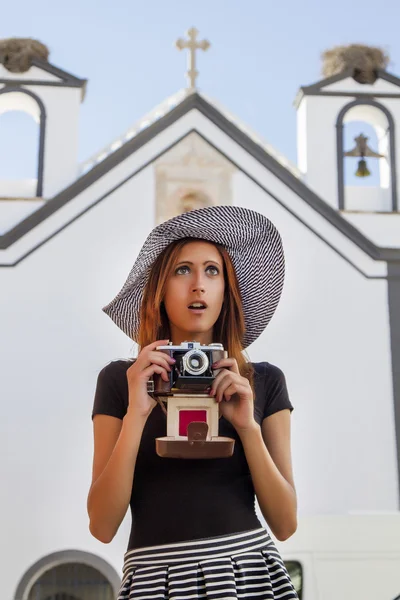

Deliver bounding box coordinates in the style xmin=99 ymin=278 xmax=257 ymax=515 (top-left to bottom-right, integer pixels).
xmin=207 ymin=266 xmax=219 ymax=275
xmin=175 ymin=265 xmax=220 ymax=275
xmin=176 ymin=266 xmax=190 ymax=275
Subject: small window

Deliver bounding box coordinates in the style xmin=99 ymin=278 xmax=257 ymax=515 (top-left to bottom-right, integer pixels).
xmin=0 ymin=110 xmax=39 ymax=180
xmin=27 ymin=563 xmax=115 ymax=600
xmin=285 ymin=560 xmax=303 ymax=599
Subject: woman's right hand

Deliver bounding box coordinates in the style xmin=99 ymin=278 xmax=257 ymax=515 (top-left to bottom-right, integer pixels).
xmin=126 ymin=339 xmax=176 ymax=418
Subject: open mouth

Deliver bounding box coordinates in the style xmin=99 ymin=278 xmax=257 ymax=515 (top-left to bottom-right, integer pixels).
xmin=188 ymin=302 xmax=207 ymax=311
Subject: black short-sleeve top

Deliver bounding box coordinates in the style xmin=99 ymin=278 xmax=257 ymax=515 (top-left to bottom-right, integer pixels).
xmin=92 ymin=360 xmax=294 ymax=550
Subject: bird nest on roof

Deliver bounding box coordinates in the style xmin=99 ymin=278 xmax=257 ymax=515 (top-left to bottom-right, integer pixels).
xmin=0 ymin=38 xmax=49 ymax=73
xmin=322 ymin=44 xmax=390 ymax=84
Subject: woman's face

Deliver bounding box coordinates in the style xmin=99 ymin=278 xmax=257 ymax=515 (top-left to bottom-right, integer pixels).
xmin=163 ymin=240 xmax=225 ymax=345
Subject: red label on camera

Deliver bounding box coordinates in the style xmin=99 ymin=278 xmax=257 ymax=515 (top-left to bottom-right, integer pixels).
xmin=179 ymin=410 xmax=207 ymax=436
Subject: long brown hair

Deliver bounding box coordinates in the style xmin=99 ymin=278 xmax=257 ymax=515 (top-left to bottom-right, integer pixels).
xmin=137 ymin=238 xmax=254 ymax=391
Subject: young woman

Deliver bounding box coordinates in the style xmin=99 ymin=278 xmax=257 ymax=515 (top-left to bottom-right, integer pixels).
xmin=88 ymin=205 xmax=299 ymax=599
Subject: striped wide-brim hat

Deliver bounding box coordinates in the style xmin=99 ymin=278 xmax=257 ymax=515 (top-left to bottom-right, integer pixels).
xmin=103 ymin=205 xmax=285 ymax=348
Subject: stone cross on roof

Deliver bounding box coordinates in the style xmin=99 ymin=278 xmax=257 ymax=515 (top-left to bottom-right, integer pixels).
xmin=175 ymin=27 xmax=210 ymax=90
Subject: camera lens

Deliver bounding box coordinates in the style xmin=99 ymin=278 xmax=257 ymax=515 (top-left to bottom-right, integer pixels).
xmin=183 ymin=349 xmax=209 ymax=375
xmin=189 ymin=354 xmax=202 ymax=370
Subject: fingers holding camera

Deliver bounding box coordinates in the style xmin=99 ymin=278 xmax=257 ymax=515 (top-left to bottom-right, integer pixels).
xmin=136 ymin=340 xmax=170 ymax=367
xmin=134 ymin=341 xmax=175 ymax=375
xmin=126 ymin=339 xmax=175 ymax=417
xmin=212 ymin=357 xmax=240 ymax=375
xmin=209 ymin=369 xmax=228 ymax=400
xmin=148 ymin=351 xmax=176 ymax=375
xmin=209 ymin=367 xmax=252 ymax=404
xmin=211 ymin=370 xmax=254 ymax=431
xmin=141 ymin=362 xmax=171 ymax=383
xmin=219 ymin=381 xmax=248 ymax=403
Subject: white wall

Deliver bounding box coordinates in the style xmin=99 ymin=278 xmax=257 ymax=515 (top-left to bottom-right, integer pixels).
xmin=0 ymin=198 xmax=45 ymax=234
xmin=297 ymin=95 xmax=342 ymax=208
xmin=0 ymin=179 xmax=37 ymax=199
xmin=276 ymin=514 xmax=400 ymax=600
xmin=297 ymin=92 xmax=400 ymax=223
xmin=34 ymin=85 xmax=82 ymax=197
xmin=0 ymin=64 xmax=61 ymax=82
xmin=0 ymin=166 xmax=155 ymax=600
xmin=233 ymin=171 xmax=398 ymax=515
xmin=344 ymin=186 xmax=392 ymax=213
xmin=1 ymin=107 xmax=398 ymax=599
xmin=0 ymin=82 xmax=82 ymax=200
xmin=342 ymin=211 xmax=400 ymax=247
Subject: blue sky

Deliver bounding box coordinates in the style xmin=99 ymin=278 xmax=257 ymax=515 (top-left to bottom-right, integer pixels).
xmin=1 ymin=0 xmax=399 ymax=181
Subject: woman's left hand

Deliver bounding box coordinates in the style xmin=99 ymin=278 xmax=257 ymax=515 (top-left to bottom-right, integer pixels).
xmin=210 ymin=358 xmax=257 ymax=433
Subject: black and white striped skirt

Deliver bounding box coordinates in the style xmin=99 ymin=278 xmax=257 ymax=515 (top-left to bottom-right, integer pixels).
xmin=118 ymin=527 xmax=299 ymax=599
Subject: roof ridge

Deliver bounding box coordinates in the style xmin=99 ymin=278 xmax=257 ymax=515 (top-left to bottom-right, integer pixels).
xmin=79 ymin=88 xmax=301 ymax=179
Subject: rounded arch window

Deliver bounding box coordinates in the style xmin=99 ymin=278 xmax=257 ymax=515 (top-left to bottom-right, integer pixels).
xmin=14 ymin=551 xmax=120 ymax=600
xmin=337 ymin=99 xmax=397 ymax=212
xmin=0 ymin=88 xmax=46 ymax=197
xmin=27 ymin=563 xmax=114 ymax=600
xmin=43 ymin=595 xmax=81 ymax=600
xmin=0 ymin=109 xmax=39 ymax=180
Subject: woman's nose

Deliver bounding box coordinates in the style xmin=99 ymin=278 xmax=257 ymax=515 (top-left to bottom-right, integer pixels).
xmin=192 ymin=285 xmax=205 ymax=293
xmin=192 ymin=274 xmax=205 ymax=293
xmin=191 ymin=268 xmax=206 ymax=292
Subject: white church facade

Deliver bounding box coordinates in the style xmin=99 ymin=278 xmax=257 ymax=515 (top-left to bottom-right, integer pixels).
xmin=1 ymin=36 xmax=400 ymax=600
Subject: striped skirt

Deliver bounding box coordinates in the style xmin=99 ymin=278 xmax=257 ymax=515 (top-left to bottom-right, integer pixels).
xmin=118 ymin=527 xmax=299 ymax=599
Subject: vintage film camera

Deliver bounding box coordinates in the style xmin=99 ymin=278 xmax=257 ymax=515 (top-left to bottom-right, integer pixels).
xmin=149 ymin=341 xmax=226 ymax=395
xmin=151 ymin=341 xmax=235 ymax=459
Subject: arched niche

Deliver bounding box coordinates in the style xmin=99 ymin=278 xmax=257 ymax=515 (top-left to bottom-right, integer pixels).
xmin=336 ymin=99 xmax=397 ymax=212
xmin=179 ymin=189 xmax=212 ymax=213
xmin=0 ymin=87 xmax=46 ymax=197
xmin=14 ymin=550 xmax=121 ymax=600
xmin=154 ymin=132 xmax=235 ymax=224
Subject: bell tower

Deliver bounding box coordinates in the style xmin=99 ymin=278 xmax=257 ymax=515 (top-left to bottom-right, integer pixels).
xmin=296 ymin=45 xmax=400 ymax=218
xmin=0 ymin=38 xmax=86 ymax=200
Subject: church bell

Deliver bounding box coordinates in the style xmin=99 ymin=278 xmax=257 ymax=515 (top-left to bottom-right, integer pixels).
xmin=344 ymin=133 xmax=385 ymax=178
xmin=355 ymin=159 xmax=370 ymax=178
